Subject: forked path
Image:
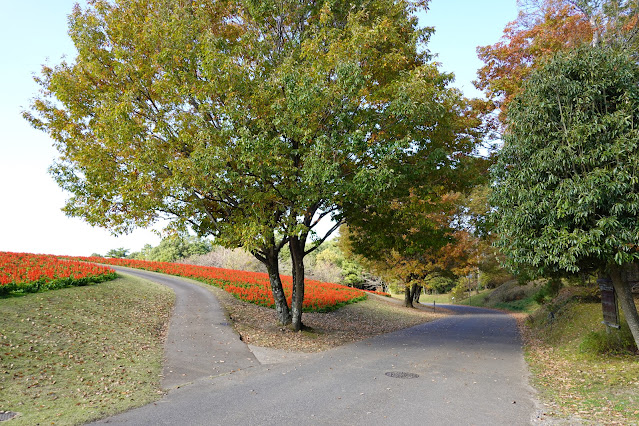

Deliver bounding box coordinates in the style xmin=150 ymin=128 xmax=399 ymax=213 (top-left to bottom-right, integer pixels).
xmin=95 ymin=269 xmax=541 ymax=425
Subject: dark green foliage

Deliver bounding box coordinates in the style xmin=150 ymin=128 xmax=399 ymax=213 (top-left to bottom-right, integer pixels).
xmin=533 ymin=279 xmax=564 ymax=304
xmin=491 ymin=46 xmax=639 ymax=276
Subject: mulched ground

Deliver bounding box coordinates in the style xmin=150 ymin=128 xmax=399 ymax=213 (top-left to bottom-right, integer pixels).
xmin=208 ymin=287 xmax=452 ymax=352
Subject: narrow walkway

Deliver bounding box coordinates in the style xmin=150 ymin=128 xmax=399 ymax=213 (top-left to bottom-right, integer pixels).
xmin=111 ymin=267 xmax=258 ymax=389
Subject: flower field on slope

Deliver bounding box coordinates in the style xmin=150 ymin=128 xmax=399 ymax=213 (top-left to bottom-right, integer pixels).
xmin=74 ymin=256 xmax=368 ymax=312
xmin=0 ymin=252 xmax=117 ymax=296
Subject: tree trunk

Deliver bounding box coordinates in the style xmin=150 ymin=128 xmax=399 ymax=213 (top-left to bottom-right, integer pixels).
xmin=609 ymin=264 xmax=639 ymax=350
xmin=264 ymin=250 xmax=291 ymax=326
xmin=412 ymin=283 xmax=422 ymax=304
xmin=404 ymin=279 xmax=415 ymax=308
xmin=289 ymin=236 xmax=305 ymax=332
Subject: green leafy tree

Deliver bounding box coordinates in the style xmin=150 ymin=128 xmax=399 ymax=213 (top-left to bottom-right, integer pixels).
xmin=26 ymin=0 xmax=479 ymax=330
xmin=105 ymin=247 xmax=129 ymax=258
xmin=134 ymin=236 xmax=212 ymax=263
xmin=491 ymin=46 xmax=639 ymax=347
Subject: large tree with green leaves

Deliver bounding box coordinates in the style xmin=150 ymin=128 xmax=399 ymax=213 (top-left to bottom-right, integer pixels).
xmin=26 ymin=0 xmax=480 ymax=330
xmin=491 ymin=46 xmax=639 ymax=348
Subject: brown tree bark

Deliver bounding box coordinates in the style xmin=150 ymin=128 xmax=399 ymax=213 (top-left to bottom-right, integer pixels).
xmin=289 ymin=236 xmax=306 ymax=332
xmin=404 ymin=279 xmax=417 ymax=308
xmin=412 ymin=283 xmax=422 ymax=304
xmin=404 ymin=286 xmax=413 ymax=308
xmin=608 ymin=264 xmax=639 ymax=350
xmin=263 ymin=248 xmax=291 ymax=326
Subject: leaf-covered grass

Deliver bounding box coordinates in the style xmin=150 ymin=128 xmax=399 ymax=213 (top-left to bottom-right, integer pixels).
xmin=521 ymin=291 xmax=639 ymax=424
xmin=217 ymin=289 xmax=451 ymax=352
xmin=0 ymin=276 xmax=174 ymax=425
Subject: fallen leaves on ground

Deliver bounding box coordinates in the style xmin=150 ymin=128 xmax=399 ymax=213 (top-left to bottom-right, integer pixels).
xmin=210 ymin=287 xmax=451 ymax=352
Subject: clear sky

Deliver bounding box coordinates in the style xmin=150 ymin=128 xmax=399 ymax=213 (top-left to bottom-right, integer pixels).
xmin=0 ymin=0 xmax=517 ymax=257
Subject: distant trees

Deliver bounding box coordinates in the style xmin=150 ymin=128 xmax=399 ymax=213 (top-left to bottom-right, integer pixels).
xmin=105 ymin=247 xmax=129 ymax=258
xmin=130 ymin=236 xmax=212 ymax=263
xmin=344 ymin=183 xmax=489 ymax=308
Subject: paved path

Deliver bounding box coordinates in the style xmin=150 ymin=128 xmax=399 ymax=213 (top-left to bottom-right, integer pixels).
xmin=94 ymin=270 xmax=540 ymax=425
xmin=109 ymin=267 xmax=258 ymax=388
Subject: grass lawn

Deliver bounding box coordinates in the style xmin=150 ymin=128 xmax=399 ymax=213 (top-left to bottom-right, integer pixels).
xmin=416 ymin=292 xmax=453 ymax=305
xmin=522 ymin=294 xmax=639 ymax=424
xmin=0 ymin=275 xmax=174 ymax=425
xmin=451 ymin=289 xmax=495 ymax=307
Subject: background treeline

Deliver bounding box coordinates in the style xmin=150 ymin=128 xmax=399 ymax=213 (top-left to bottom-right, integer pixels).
xmin=97 ymin=229 xmax=513 ymax=296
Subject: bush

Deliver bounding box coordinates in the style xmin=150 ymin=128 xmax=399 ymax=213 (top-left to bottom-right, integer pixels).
xmin=450 ymin=280 xmax=468 ymax=301
xmin=533 ymin=279 xmax=563 ymax=304
xmin=579 ymin=321 xmax=638 ymax=355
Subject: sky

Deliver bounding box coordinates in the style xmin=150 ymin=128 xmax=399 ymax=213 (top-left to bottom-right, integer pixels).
xmin=0 ymin=0 xmax=518 ymax=257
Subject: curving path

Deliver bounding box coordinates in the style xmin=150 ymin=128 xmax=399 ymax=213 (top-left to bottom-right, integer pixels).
xmin=93 ymin=269 xmax=541 ymax=425
xmin=108 ymin=266 xmax=259 ymax=388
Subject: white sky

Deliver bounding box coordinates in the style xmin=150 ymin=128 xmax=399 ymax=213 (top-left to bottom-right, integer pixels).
xmin=0 ymin=0 xmax=517 ymax=256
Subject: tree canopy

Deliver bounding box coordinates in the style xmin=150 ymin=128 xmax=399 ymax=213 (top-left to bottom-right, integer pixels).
xmin=490 ymin=46 xmax=639 ymax=346
xmin=26 ymin=0 xmax=481 ymax=330
xmin=475 ymin=0 xmax=638 ymax=125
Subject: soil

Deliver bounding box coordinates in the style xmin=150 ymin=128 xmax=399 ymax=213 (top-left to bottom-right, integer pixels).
xmin=208 ymin=287 xmax=453 ymax=353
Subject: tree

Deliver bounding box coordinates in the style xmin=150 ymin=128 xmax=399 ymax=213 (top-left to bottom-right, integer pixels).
xmin=132 ymin=236 xmax=212 ymax=262
xmin=491 ymin=46 xmax=639 ymax=348
xmin=105 ymin=247 xmax=129 ymax=258
xmin=475 ymin=0 xmax=638 ymax=125
xmin=26 ymin=0 xmax=477 ymax=330
xmin=475 ymin=0 xmax=593 ymax=124
xmin=346 ymin=185 xmax=486 ymax=307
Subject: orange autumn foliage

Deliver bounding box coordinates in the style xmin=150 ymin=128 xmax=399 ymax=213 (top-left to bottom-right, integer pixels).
xmin=475 ymin=0 xmax=593 ymax=123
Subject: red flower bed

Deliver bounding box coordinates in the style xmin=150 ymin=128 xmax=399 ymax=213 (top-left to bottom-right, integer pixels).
xmin=363 ymin=289 xmax=391 ymax=297
xmin=0 ymin=252 xmax=117 ymax=296
xmin=74 ymin=256 xmax=367 ymax=312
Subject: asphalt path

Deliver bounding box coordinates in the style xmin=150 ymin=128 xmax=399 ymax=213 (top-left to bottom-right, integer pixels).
xmin=107 ymin=266 xmax=259 ymax=388
xmin=93 ymin=269 xmax=540 ymax=425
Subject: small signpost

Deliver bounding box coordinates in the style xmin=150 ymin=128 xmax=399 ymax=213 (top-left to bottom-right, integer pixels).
xmin=598 ymin=277 xmax=620 ymax=331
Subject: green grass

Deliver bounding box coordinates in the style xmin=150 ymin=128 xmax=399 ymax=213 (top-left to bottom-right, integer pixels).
xmin=524 ymin=295 xmax=639 ymax=424
xmin=0 ymin=275 xmax=174 ymax=425
xmin=492 ymin=294 xmax=540 ymax=313
xmin=418 ymin=292 xmax=453 ymax=305
xmin=451 ymin=289 xmax=494 ymax=307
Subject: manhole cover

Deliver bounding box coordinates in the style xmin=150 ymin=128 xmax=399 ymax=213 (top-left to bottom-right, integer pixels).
xmin=0 ymin=411 xmax=19 ymax=422
xmin=385 ymin=371 xmax=419 ymax=379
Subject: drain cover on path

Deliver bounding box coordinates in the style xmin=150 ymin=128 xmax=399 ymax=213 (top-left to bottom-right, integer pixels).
xmin=0 ymin=411 xmax=19 ymax=422
xmin=385 ymin=371 xmax=419 ymax=379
